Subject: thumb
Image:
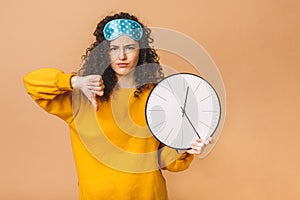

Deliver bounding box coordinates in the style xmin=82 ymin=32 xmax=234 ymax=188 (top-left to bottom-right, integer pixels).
xmin=90 ymin=94 xmax=98 ymax=111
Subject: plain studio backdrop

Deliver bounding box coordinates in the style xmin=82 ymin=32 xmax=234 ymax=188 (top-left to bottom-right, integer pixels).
xmin=1 ymin=0 xmax=299 ymax=199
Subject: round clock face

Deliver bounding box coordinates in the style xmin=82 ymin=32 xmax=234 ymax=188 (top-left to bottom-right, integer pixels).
xmin=145 ymin=73 xmax=221 ymax=150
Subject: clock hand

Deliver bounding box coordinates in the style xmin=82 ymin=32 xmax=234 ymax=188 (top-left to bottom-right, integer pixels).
xmin=181 ymin=107 xmax=201 ymax=138
xmin=182 ymin=86 xmax=189 ymax=117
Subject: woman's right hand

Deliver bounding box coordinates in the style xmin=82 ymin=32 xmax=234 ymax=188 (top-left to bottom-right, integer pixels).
xmin=71 ymin=75 xmax=105 ymax=111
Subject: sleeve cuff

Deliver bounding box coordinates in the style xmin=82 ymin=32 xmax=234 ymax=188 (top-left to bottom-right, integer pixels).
xmin=177 ymin=152 xmax=191 ymax=160
xmin=56 ymin=73 xmax=74 ymax=91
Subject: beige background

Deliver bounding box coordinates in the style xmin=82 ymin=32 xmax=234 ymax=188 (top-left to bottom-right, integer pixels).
xmin=1 ymin=0 xmax=299 ymax=199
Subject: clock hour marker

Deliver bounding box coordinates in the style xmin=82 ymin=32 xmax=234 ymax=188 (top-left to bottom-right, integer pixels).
xmin=193 ymin=79 xmax=203 ymax=93
xmin=160 ymin=83 xmax=171 ymax=92
xmin=151 ymin=120 xmax=166 ymax=129
xmin=165 ymin=128 xmax=174 ymax=141
xmin=199 ymin=93 xmax=213 ymax=102
xmin=166 ymin=80 xmax=175 ymax=96
xmin=148 ymin=109 xmax=164 ymax=111
xmin=202 ymin=110 xmax=218 ymax=113
xmin=153 ymin=92 xmax=167 ymax=102
xmin=199 ymin=120 xmax=210 ymax=128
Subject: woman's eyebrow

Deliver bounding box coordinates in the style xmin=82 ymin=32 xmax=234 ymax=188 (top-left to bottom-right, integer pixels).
xmin=110 ymin=43 xmax=137 ymax=47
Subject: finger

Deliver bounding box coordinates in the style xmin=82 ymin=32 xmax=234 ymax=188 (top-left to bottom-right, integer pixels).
xmin=88 ymin=82 xmax=105 ymax=88
xmin=196 ymin=138 xmax=203 ymax=143
xmin=94 ymin=86 xmax=104 ymax=91
xmin=187 ymin=149 xmax=201 ymax=155
xmin=204 ymin=139 xmax=210 ymax=145
xmin=191 ymin=139 xmax=206 ymax=147
xmin=92 ymin=90 xmax=104 ymax=96
xmin=191 ymin=142 xmax=202 ymax=148
xmin=192 ymin=146 xmax=202 ymax=152
xmin=87 ymin=82 xmax=99 ymax=86
xmin=88 ymin=86 xmax=104 ymax=92
xmin=187 ymin=149 xmax=196 ymax=154
xmin=91 ymin=76 xmax=103 ymax=83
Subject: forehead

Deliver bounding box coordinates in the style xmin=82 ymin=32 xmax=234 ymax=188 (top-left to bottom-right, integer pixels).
xmin=109 ymin=35 xmax=139 ymax=46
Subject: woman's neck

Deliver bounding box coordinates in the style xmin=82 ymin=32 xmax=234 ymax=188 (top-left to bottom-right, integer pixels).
xmin=116 ymin=72 xmax=136 ymax=88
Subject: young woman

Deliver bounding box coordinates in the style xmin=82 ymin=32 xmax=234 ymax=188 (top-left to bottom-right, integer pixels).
xmin=24 ymin=12 xmax=211 ymax=200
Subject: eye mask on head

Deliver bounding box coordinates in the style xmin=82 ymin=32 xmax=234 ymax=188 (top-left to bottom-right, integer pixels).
xmin=103 ymin=19 xmax=143 ymax=41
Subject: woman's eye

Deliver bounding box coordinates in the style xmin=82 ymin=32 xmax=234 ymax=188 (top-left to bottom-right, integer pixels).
xmin=109 ymin=47 xmax=118 ymax=51
xmin=126 ymin=46 xmax=136 ymax=50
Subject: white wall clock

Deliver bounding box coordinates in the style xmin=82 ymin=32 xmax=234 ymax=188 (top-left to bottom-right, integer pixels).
xmin=146 ymin=73 xmax=221 ymax=150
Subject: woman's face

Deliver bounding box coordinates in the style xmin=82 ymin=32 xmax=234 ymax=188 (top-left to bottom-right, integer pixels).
xmin=109 ymin=35 xmax=140 ymax=79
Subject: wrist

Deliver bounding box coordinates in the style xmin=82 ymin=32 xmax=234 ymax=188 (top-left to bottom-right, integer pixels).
xmin=71 ymin=75 xmax=78 ymax=89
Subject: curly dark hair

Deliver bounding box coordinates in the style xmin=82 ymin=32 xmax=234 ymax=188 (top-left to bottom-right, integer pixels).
xmin=78 ymin=12 xmax=164 ymax=101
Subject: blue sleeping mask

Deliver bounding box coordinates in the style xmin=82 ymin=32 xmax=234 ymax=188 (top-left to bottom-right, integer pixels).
xmin=103 ymin=19 xmax=143 ymax=41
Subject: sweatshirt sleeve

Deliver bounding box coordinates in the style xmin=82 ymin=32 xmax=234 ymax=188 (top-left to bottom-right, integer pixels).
xmin=23 ymin=68 xmax=75 ymax=124
xmin=159 ymin=144 xmax=194 ymax=172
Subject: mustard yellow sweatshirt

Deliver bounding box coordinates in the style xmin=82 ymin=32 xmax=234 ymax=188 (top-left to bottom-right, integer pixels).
xmin=23 ymin=68 xmax=194 ymax=200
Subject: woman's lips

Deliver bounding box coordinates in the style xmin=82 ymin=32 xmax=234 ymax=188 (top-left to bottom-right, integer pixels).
xmin=117 ymin=63 xmax=129 ymax=68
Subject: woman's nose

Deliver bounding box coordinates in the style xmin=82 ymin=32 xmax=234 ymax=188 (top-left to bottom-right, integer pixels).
xmin=119 ymin=48 xmax=127 ymax=60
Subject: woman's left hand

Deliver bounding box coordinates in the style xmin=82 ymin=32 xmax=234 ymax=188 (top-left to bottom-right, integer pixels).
xmin=186 ymin=137 xmax=214 ymax=155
